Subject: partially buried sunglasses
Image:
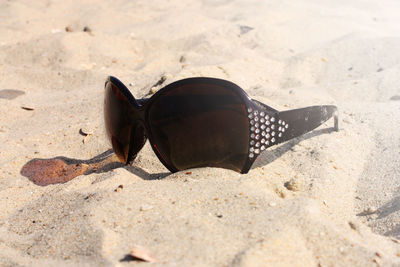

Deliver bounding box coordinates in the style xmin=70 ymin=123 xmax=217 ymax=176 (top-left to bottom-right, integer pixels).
xmin=104 ymin=76 xmax=338 ymax=174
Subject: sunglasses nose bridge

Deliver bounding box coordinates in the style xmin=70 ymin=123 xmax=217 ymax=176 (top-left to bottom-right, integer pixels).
xmin=127 ymin=119 xmax=148 ymax=164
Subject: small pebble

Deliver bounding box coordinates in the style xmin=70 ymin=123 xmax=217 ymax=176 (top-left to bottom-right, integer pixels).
xmin=149 ymin=75 xmax=170 ymax=95
xmin=140 ymin=204 xmax=153 ymax=211
xmin=79 ymin=127 xmax=94 ymax=136
xmin=269 ymin=202 xmax=277 ymax=207
xmin=284 ymin=178 xmax=301 ymax=191
xmin=349 ymin=221 xmax=358 ymax=230
xmin=114 ymin=185 xmax=123 ymax=192
xmin=83 ymin=26 xmax=92 ymax=33
xmin=150 ymin=87 xmax=158 ymax=94
xmin=51 ymin=29 xmax=62 ymax=34
xmin=83 ymin=135 xmax=91 ymax=144
xmin=275 ymin=188 xmax=286 ymax=198
xmin=65 ymin=26 xmax=73 ymax=32
xmin=21 ymin=106 xmax=34 ymax=111
xmin=129 ymin=245 xmax=157 ymax=263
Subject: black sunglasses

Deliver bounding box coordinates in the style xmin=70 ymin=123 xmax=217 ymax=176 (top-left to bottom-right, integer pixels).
xmin=104 ymin=76 xmax=338 ymax=174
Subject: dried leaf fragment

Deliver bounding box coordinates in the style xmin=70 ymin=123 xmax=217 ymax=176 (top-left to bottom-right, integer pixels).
xmin=21 ymin=159 xmax=89 ymax=186
xmin=129 ymin=245 xmax=157 ymax=262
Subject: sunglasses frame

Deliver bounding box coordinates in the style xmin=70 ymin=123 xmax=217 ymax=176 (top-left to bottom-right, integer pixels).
xmin=105 ymin=76 xmax=338 ymax=174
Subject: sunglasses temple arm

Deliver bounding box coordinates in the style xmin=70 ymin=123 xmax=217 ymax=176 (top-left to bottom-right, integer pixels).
xmin=275 ymin=105 xmax=338 ymax=144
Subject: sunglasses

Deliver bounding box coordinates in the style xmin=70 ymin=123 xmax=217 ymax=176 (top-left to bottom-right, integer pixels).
xmin=104 ymin=76 xmax=338 ymax=174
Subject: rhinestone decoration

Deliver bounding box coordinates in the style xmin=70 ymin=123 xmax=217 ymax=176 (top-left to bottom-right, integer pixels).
xmin=248 ymin=108 xmax=289 ymax=159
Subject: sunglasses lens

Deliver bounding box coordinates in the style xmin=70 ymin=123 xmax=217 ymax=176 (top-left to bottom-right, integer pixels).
xmin=148 ymin=82 xmax=250 ymax=172
xmin=104 ymin=81 xmax=134 ymax=163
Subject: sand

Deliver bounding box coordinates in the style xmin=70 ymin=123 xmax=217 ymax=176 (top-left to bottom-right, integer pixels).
xmin=1 ymin=0 xmax=400 ymax=266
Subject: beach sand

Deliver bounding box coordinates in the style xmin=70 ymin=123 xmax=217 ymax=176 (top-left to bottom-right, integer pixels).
xmin=1 ymin=0 xmax=400 ymax=266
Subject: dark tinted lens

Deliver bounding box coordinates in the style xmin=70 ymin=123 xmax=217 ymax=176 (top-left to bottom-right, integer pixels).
xmin=147 ymin=82 xmax=250 ymax=172
xmin=104 ymin=81 xmax=134 ymax=163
